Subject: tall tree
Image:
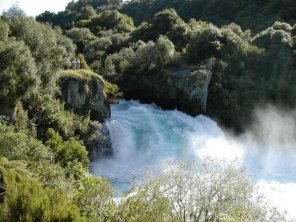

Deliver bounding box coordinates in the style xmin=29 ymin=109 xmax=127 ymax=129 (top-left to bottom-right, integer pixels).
xmin=0 ymin=39 xmax=39 ymax=108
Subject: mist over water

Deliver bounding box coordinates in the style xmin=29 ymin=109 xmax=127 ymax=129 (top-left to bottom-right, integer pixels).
xmin=90 ymin=100 xmax=296 ymax=219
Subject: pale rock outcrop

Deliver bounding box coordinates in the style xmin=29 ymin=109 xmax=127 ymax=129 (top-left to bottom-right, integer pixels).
xmin=59 ymin=70 xmax=110 ymax=121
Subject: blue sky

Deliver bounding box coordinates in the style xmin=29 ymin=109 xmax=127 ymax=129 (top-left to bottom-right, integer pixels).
xmin=0 ymin=0 xmax=71 ymax=17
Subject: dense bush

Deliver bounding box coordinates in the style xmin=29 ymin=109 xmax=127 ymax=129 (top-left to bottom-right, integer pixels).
xmin=66 ymin=27 xmax=96 ymax=52
xmin=46 ymin=128 xmax=90 ymax=169
xmin=0 ymin=39 xmax=39 ymax=108
xmin=10 ymin=17 xmax=76 ymax=90
xmin=0 ymin=166 xmax=85 ymax=222
xmin=0 ymin=20 xmax=10 ymax=41
xmin=45 ymin=1 xmax=295 ymax=132
xmin=74 ymin=176 xmax=113 ymax=221
xmin=30 ymin=96 xmax=90 ymax=140
xmin=0 ymin=123 xmax=50 ymax=164
xmin=87 ymin=9 xmax=135 ymax=35
xmin=0 ymin=1 xmax=295 ymax=220
xmin=122 ymin=0 xmax=296 ymax=32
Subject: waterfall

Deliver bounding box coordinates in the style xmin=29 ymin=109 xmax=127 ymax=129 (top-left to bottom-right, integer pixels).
xmin=90 ymin=100 xmax=296 ymax=219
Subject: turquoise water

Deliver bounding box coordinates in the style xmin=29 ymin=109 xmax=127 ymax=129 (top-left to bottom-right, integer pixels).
xmin=90 ymin=100 xmax=296 ymax=219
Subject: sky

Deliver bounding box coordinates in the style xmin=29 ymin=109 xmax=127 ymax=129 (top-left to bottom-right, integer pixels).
xmin=0 ymin=0 xmax=71 ymax=17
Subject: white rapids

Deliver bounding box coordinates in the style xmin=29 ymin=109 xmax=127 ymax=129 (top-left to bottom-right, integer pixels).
xmin=91 ymin=100 xmax=296 ymax=219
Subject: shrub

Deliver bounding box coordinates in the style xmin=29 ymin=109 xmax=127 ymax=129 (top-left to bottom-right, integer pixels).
xmin=0 ymin=39 xmax=39 ymax=107
xmin=46 ymin=129 xmax=90 ymax=169
xmin=0 ymin=169 xmax=85 ymax=222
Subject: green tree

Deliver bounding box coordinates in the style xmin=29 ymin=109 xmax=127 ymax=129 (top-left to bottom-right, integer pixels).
xmin=0 ymin=122 xmax=50 ymax=164
xmin=31 ymin=97 xmax=89 ymax=140
xmin=154 ymin=8 xmax=183 ymax=35
xmin=84 ymin=37 xmax=112 ymax=63
xmin=11 ymin=17 xmax=75 ymax=91
xmin=66 ymin=27 xmax=96 ymax=52
xmin=79 ymin=5 xmax=97 ymax=20
xmin=112 ymin=180 xmax=171 ymax=222
xmin=0 ymin=39 xmax=39 ymax=108
xmin=134 ymin=160 xmax=288 ymax=222
xmin=75 ymin=176 xmax=113 ymax=221
xmin=0 ymin=157 xmax=29 ymax=203
xmin=187 ymin=23 xmax=223 ymax=63
xmin=129 ymin=36 xmax=175 ymax=74
xmin=13 ymin=101 xmax=30 ymax=134
xmin=46 ymin=129 xmax=90 ymax=169
xmin=35 ymin=10 xmax=56 ymax=24
xmin=0 ymin=168 xmax=85 ymax=222
xmin=156 ymin=35 xmax=175 ymax=66
xmin=88 ymin=10 xmax=135 ymax=34
xmin=0 ymin=20 xmax=10 ymax=41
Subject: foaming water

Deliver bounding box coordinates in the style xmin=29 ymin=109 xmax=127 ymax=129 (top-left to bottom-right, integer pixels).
xmin=90 ymin=100 xmax=296 ymax=219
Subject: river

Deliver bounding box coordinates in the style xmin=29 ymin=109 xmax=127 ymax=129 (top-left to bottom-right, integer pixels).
xmin=91 ymin=100 xmax=296 ymax=220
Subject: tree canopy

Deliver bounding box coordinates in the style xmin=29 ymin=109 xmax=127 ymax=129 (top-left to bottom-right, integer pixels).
xmin=0 ymin=1 xmax=295 ymax=220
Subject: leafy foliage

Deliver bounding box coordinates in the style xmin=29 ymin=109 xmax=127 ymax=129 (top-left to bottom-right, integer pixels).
xmin=0 ymin=1 xmax=295 ymax=220
xmin=0 ymin=168 xmax=85 ymax=222
xmin=66 ymin=27 xmax=96 ymax=52
xmin=0 ymin=20 xmax=10 ymax=41
xmin=0 ymin=122 xmax=50 ymax=164
xmin=0 ymin=39 xmax=39 ymax=107
xmin=30 ymin=96 xmax=90 ymax=140
xmin=122 ymin=0 xmax=296 ymax=32
xmin=10 ymin=16 xmax=76 ymax=91
xmin=46 ymin=128 xmax=90 ymax=169
xmin=88 ymin=9 xmax=135 ymax=34
xmin=74 ymin=176 xmax=113 ymax=221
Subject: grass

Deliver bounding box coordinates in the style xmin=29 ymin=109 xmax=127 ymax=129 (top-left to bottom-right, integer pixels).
xmin=59 ymin=69 xmax=104 ymax=82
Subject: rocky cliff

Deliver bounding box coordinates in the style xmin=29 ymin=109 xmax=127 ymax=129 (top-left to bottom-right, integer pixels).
xmin=123 ymin=64 xmax=212 ymax=116
xmin=58 ymin=70 xmax=111 ymax=121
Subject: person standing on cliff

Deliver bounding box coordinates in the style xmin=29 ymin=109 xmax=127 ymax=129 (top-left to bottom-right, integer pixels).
xmin=72 ymin=58 xmax=77 ymax=69
xmin=77 ymin=58 xmax=81 ymax=69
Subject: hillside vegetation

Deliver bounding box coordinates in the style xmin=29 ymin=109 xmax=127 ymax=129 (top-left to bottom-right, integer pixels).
xmin=0 ymin=0 xmax=295 ymax=221
xmin=37 ymin=0 xmax=296 ymax=130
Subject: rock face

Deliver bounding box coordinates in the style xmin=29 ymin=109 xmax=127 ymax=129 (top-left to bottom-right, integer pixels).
xmin=90 ymin=125 xmax=113 ymax=160
xmin=59 ymin=70 xmax=110 ymax=121
xmin=123 ymin=64 xmax=212 ymax=116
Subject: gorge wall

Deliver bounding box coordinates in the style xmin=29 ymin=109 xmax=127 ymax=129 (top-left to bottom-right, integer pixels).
xmin=122 ymin=64 xmax=212 ymax=116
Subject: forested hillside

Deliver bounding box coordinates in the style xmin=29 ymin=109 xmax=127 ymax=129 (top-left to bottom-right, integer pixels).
xmin=36 ymin=0 xmax=296 ymax=130
xmin=122 ymin=0 xmax=296 ymax=31
xmin=0 ymin=0 xmax=295 ymax=221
